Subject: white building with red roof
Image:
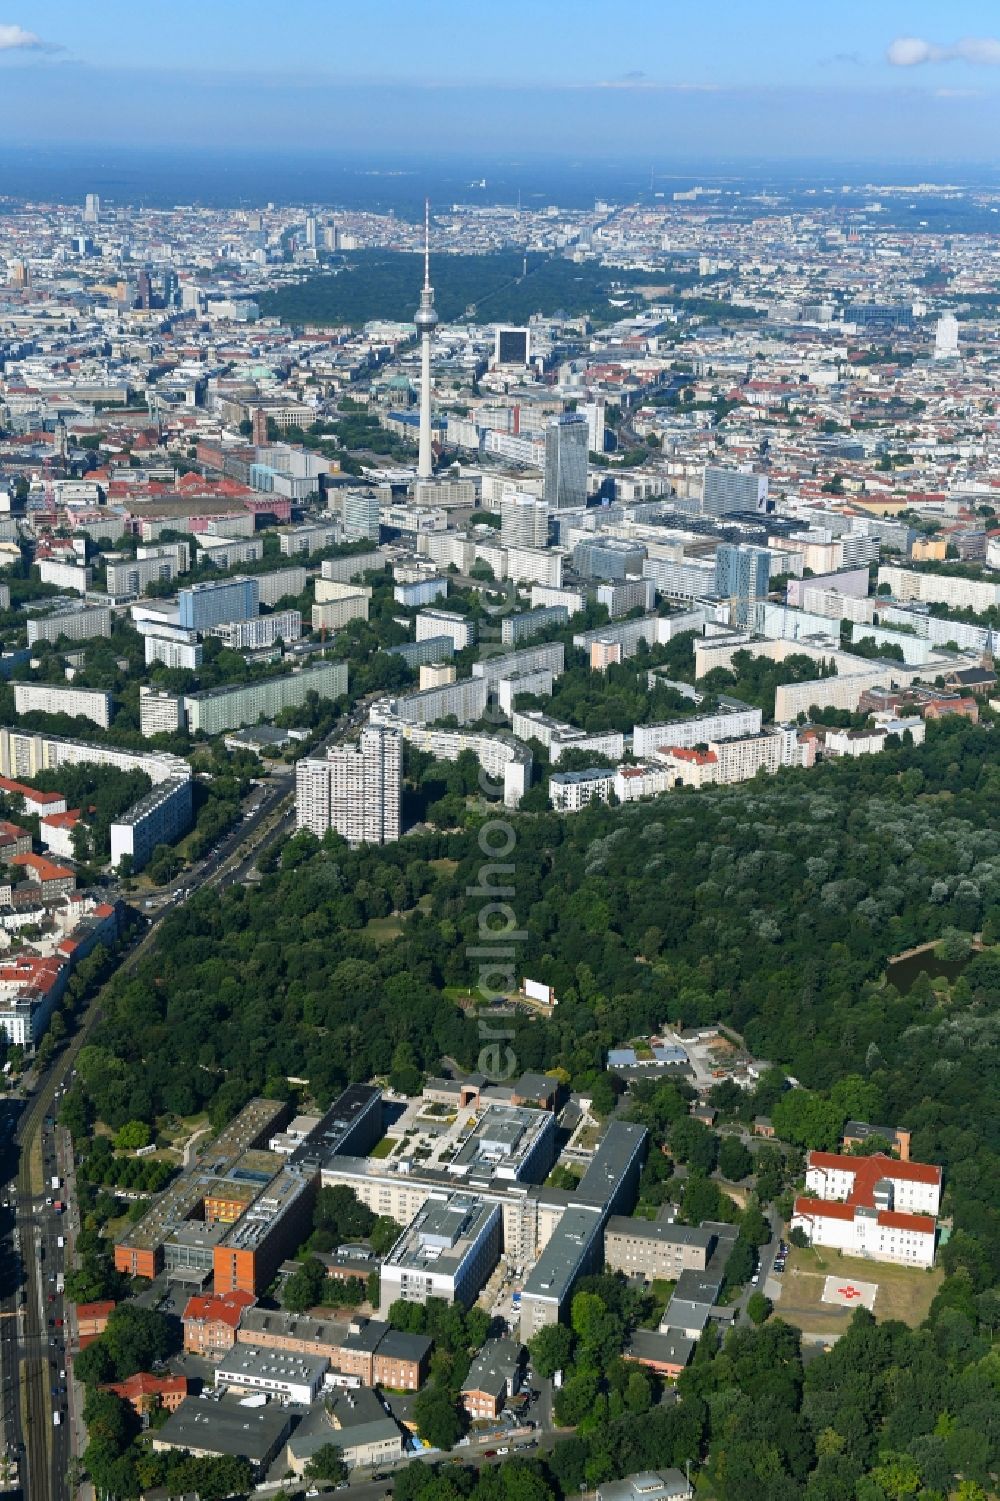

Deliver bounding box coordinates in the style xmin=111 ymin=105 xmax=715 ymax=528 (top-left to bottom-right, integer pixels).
xmin=791 ymin=1151 xmax=941 ymax=1269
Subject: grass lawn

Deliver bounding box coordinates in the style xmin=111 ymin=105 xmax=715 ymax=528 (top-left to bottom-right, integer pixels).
xmin=364 ymin=915 xmax=406 ymax=943
xmin=368 ymin=1137 xmax=397 ymax=1159
xmin=639 ymin=1278 xmax=676 ymax=1328
xmin=773 ymin=1245 xmax=943 ymax=1336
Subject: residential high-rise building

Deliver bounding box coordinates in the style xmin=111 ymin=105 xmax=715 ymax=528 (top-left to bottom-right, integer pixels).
xmin=295 ymin=727 xmax=401 ymax=845
xmin=500 ymin=493 xmax=548 ymax=549
xmin=701 ymin=466 xmax=768 ymax=517
xmin=177 ymin=577 xmax=259 ymax=633
xmin=414 ymin=200 xmax=439 ymax=481
xmin=84 ymin=192 xmax=100 ymax=223
xmin=343 ymin=491 xmax=380 ymax=542
xmin=544 ymin=413 xmax=589 ymax=511
xmin=714 ymin=544 xmax=772 ymax=626
xmin=934 ymin=314 xmax=959 ymax=360
xmin=580 ymin=399 xmax=606 ymax=456
xmin=305 ymin=215 xmax=318 ymax=249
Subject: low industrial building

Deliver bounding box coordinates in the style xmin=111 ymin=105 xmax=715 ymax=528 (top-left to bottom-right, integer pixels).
xmin=286 ymin=1387 xmax=403 ymax=1475
xmin=152 ymin=1397 xmax=293 ymax=1476
xmin=214 ymin=1347 xmax=327 ymax=1406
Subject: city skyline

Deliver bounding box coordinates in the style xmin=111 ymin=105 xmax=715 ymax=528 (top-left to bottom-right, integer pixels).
xmin=1 ymin=1 xmax=1000 ymax=160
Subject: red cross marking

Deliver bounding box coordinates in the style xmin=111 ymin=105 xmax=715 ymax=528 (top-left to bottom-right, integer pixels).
xmin=838 ymin=1284 xmax=861 ymax=1300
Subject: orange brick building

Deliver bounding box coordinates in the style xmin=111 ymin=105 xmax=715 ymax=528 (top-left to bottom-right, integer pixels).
xmin=182 ymin=1289 xmax=257 ymax=1357
xmin=102 ymin=1372 xmax=188 ymax=1416
xmin=75 ymin=1299 xmax=115 ymax=1350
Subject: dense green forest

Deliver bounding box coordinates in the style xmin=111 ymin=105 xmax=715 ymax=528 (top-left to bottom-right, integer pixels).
xmin=59 ymin=715 xmax=1000 ymax=1497
xmin=258 ymin=251 xmax=667 ymax=327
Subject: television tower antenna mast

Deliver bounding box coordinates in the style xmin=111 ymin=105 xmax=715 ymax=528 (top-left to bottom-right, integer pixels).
xmin=414 ymin=198 xmax=438 ymax=482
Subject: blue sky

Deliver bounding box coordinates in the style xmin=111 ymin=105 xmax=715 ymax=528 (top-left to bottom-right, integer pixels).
xmin=2 ymin=1 xmax=1000 ymax=160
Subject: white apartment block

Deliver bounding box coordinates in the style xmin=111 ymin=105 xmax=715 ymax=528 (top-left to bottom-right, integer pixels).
xmin=26 ymin=603 xmax=111 ymax=646
xmin=657 ymin=727 xmax=807 ymax=787
xmin=295 ymin=727 xmax=401 ymax=845
xmin=415 ymin=610 xmax=476 ymax=650
xmin=500 ymin=493 xmax=548 ymax=550
xmin=503 ymin=545 xmax=563 ymax=588
xmin=105 ymin=552 xmax=184 ymax=598
xmin=183 ymin=661 xmax=348 ymax=736
xmin=311 ymin=594 xmax=370 ymax=632
xmin=368 ymin=705 xmax=532 ymax=808
xmin=498 ymin=670 xmax=554 ymax=716
xmin=14 ymin=683 xmax=112 ymax=729
xmin=255 ymin=566 xmax=307 ymax=606
xmin=214 ymin=610 xmax=303 ymax=651
xmin=877 ymin=564 xmax=1000 ymax=614
xmin=315 ymin=579 xmax=374 ymax=604
xmin=110 ymin=776 xmax=194 ymax=871
xmin=36 ymin=559 xmax=92 ymax=594
xmin=511 ymin=710 xmax=624 ymax=764
xmin=632 ymin=704 xmax=762 ymax=757
xmin=614 ymin=764 xmax=671 ymax=802
xmin=472 ymin=642 xmax=565 ymax=689
xmin=144 ymin=634 xmax=203 ymax=671
xmin=549 ymin=768 xmax=615 ymax=811
xmin=530 ymin=584 xmax=586 ymax=614
xmin=825 ymin=716 xmax=925 ymax=757
xmin=139 ymin=688 xmax=185 ymax=738
xmin=385 ymin=677 xmax=489 ymax=726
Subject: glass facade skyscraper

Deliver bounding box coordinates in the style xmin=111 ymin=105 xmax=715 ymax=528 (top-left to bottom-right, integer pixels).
xmin=715 ymin=544 xmax=772 ymax=626
xmin=544 ymin=413 xmax=589 ymax=510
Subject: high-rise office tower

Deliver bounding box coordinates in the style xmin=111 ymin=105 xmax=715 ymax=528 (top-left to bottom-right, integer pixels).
xmin=84 ymin=193 xmax=100 ymax=223
xmin=295 ymin=726 xmax=401 ymax=845
xmin=715 ymin=543 xmax=772 ymax=626
xmin=544 ymin=413 xmax=589 ymax=510
xmin=701 ymin=466 xmax=768 ymax=518
xmin=414 ymin=200 xmax=438 ymax=481
xmin=305 ymin=214 xmax=318 ymax=249
xmin=136 ymin=269 xmax=152 ymax=310
xmin=501 ymin=492 xmax=549 ymax=549
xmin=934 ymin=314 xmax=959 ymax=360
xmin=494 ymin=326 xmax=530 ymax=367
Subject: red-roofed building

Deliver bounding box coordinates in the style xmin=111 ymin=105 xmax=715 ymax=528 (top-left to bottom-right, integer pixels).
xmin=76 ymin=1300 xmax=115 ymax=1348
xmin=101 ymin=1372 xmax=188 ymax=1416
xmin=0 ymin=778 xmax=67 ymax=816
xmin=9 ymin=852 xmax=75 ymax=897
xmin=0 ymin=821 xmax=32 ymax=858
xmin=182 ymin=1289 xmax=257 ymax=1357
xmin=791 ymin=1151 xmax=941 ymax=1268
xmin=39 ymin=808 xmax=83 ymax=860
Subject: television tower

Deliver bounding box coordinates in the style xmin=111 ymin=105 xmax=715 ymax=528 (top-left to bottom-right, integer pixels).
xmin=414 ymin=199 xmax=438 ymax=481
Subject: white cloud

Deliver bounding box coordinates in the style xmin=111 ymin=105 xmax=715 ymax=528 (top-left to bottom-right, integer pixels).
xmin=0 ymin=24 xmax=47 ymax=51
xmin=887 ymin=34 xmax=1000 ymax=66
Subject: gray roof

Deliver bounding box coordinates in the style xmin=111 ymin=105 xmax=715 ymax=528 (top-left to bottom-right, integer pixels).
xmin=605 ymin=1216 xmax=715 ymax=1249
xmin=154 ymin=1397 xmax=292 ymax=1464
xmin=626 ymin=1328 xmax=695 ymax=1369
xmin=462 ymin=1337 xmax=523 ymax=1398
